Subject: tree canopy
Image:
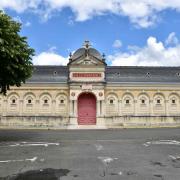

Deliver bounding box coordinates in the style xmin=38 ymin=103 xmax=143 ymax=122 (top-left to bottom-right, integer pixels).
xmin=0 ymin=10 xmax=34 ymax=95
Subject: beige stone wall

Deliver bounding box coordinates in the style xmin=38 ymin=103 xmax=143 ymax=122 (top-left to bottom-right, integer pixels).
xmin=1 ymin=82 xmax=180 ymax=129
xmin=105 ymin=84 xmax=180 ymax=117
xmin=0 ymin=85 xmax=69 ymax=117
xmin=1 ymin=84 xmax=180 ymax=118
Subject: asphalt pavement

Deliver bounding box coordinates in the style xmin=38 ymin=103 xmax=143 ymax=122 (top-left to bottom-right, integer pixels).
xmin=0 ymin=128 xmax=179 ymax=180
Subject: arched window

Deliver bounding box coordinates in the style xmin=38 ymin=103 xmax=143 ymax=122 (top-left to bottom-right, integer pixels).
xmin=57 ymin=95 xmax=66 ymax=106
xmin=168 ymin=93 xmax=180 ymax=115
xmin=137 ymin=94 xmax=150 ymax=115
xmin=138 ymin=94 xmax=149 ymax=104
xmin=122 ymin=93 xmax=134 ymax=115
xmin=106 ymin=94 xmax=118 ymax=115
xmin=12 ymin=99 xmax=16 ymax=104
xmin=55 ymin=94 xmax=68 ymax=115
xmin=153 ymin=93 xmax=165 ymax=115
xmin=44 ymin=99 xmax=48 ymax=104
xmin=23 ymin=93 xmax=36 ymax=114
xmin=26 ymin=96 xmax=33 ymax=106
xmin=123 ymin=96 xmax=132 ymax=106
xmin=10 ymin=96 xmax=18 ymax=106
xmin=109 ymin=99 xmax=114 ymax=104
xmin=42 ymin=97 xmax=49 ymax=106
xmin=125 ymin=99 xmax=130 ymax=104
xmin=39 ymin=93 xmax=52 ymax=114
xmin=7 ymin=93 xmax=20 ymax=114
xmin=141 ymin=99 xmax=145 ymax=104
xmin=28 ymin=99 xmax=32 ymax=104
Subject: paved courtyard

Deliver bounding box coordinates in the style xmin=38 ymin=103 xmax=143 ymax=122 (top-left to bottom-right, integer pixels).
xmin=0 ymin=128 xmax=179 ymax=180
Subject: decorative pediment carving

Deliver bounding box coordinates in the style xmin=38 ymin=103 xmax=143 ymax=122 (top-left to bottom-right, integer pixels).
xmin=68 ymin=41 xmax=106 ymax=66
xmin=69 ymin=55 xmax=104 ymax=66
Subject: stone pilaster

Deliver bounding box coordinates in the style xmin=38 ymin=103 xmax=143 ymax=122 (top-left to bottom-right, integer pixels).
xmin=101 ymin=100 xmax=106 ymax=117
xmin=134 ymin=99 xmax=137 ymax=116
xmin=69 ymin=100 xmax=73 ymax=116
xmin=35 ymin=100 xmax=40 ymax=116
xmin=74 ymin=100 xmax=77 ymax=117
xmin=149 ymin=100 xmax=154 ymax=116
xmin=118 ymin=100 xmax=122 ymax=116
xmin=52 ymin=100 xmax=56 ymax=115
xmin=19 ymin=99 xmax=23 ymax=116
xmin=165 ymin=100 xmax=169 ymax=116
xmin=97 ymin=100 xmax=100 ymax=117
xmin=2 ymin=99 xmax=7 ymax=116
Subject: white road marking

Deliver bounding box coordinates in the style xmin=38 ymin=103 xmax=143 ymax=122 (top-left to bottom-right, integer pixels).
xmin=119 ymin=171 xmax=122 ymax=175
xmin=0 ymin=157 xmax=38 ymax=163
xmin=169 ymin=155 xmax=180 ymax=160
xmin=9 ymin=142 xmax=59 ymax=147
xmin=0 ymin=159 xmax=24 ymax=163
xmin=98 ymin=157 xmax=118 ymax=165
xmin=94 ymin=144 xmax=104 ymax=151
xmin=143 ymin=140 xmax=180 ymax=147
xmin=26 ymin=157 xmax=37 ymax=162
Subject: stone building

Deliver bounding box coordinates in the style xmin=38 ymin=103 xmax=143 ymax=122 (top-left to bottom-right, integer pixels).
xmin=1 ymin=41 xmax=180 ymax=129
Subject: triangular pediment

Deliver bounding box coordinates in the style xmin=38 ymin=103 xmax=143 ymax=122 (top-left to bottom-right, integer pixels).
xmin=69 ymin=55 xmax=106 ymax=66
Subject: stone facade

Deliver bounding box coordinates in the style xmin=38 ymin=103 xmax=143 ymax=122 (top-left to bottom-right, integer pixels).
xmin=1 ymin=41 xmax=180 ymax=129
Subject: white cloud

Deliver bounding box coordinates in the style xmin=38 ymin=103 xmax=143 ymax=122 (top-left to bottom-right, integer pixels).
xmin=24 ymin=21 xmax=31 ymax=27
xmin=1 ymin=0 xmax=180 ymax=27
xmin=33 ymin=51 xmax=68 ymax=65
xmin=109 ymin=33 xmax=180 ymax=66
xmin=165 ymin=32 xmax=179 ymax=46
xmin=0 ymin=0 xmax=40 ymax=13
xmin=113 ymin=39 xmax=122 ymax=48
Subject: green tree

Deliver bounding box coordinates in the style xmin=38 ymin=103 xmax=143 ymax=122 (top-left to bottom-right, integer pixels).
xmin=0 ymin=10 xmax=34 ymax=95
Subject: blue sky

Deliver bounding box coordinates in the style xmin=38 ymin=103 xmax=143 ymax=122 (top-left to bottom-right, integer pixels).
xmin=1 ymin=0 xmax=180 ymax=66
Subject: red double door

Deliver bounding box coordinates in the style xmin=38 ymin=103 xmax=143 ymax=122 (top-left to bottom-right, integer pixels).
xmin=78 ymin=93 xmax=96 ymax=125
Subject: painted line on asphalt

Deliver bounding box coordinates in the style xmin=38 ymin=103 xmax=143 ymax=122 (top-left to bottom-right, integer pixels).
xmin=143 ymin=140 xmax=180 ymax=147
xmin=8 ymin=142 xmax=60 ymax=147
xmin=98 ymin=156 xmax=118 ymax=165
xmin=169 ymin=155 xmax=180 ymax=160
xmin=0 ymin=157 xmax=37 ymax=163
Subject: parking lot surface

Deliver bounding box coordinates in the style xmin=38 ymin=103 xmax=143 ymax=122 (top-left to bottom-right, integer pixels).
xmin=0 ymin=128 xmax=179 ymax=180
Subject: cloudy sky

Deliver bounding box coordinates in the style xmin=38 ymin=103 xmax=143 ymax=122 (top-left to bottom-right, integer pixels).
xmin=1 ymin=0 xmax=180 ymax=66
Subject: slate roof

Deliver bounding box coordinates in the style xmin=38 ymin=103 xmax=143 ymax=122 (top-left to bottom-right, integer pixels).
xmin=27 ymin=65 xmax=180 ymax=84
xmin=106 ymin=66 xmax=180 ymax=83
xmin=26 ymin=66 xmax=68 ymax=83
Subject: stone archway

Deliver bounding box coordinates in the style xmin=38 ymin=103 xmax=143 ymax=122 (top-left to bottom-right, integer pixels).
xmin=78 ymin=93 xmax=96 ymax=125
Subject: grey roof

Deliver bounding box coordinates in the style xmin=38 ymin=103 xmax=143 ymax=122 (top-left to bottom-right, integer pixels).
xmin=27 ymin=65 xmax=180 ymax=84
xmin=27 ymin=66 xmax=68 ymax=83
xmin=106 ymin=66 xmax=180 ymax=83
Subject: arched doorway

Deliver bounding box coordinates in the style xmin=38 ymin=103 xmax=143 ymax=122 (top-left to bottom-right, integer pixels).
xmin=78 ymin=93 xmax=96 ymax=125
